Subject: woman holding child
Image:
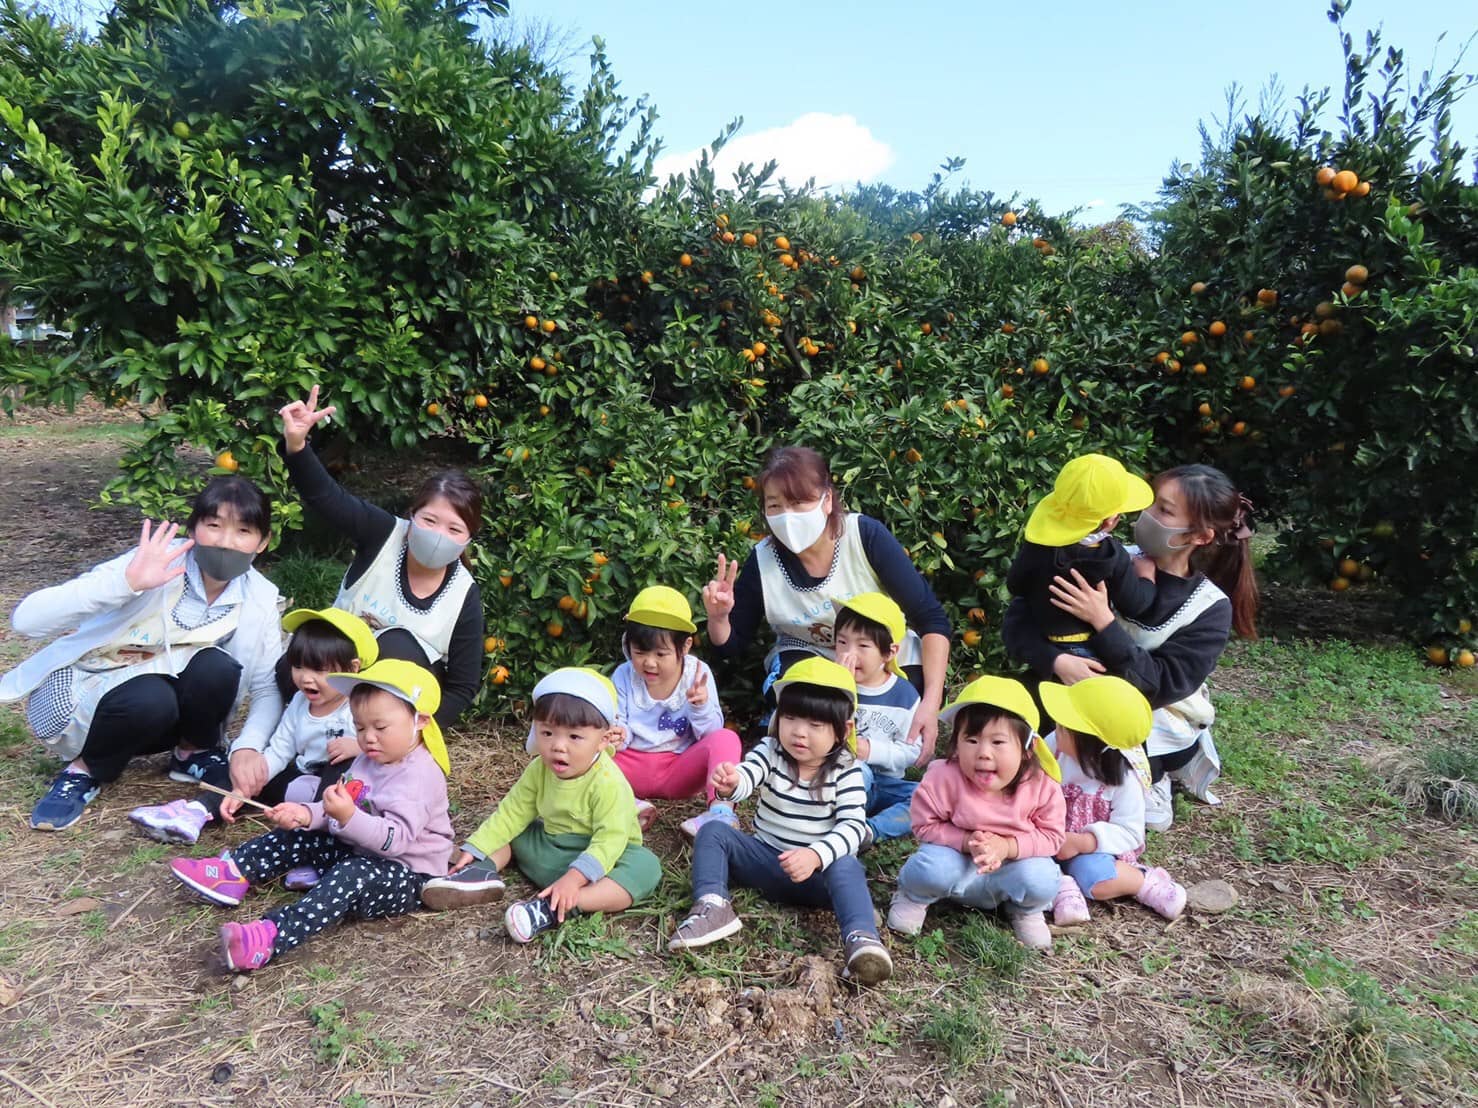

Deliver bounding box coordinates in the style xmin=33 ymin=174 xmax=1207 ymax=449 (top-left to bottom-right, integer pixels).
xmin=1003 ymin=463 xmax=1258 ymax=831
xmin=701 ymin=445 xmax=953 ymax=761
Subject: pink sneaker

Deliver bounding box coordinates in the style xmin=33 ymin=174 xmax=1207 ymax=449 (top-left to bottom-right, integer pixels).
xmin=219 ymin=919 xmax=277 ymax=972
xmin=1053 ymin=874 xmax=1091 ymax=926
xmin=283 ymin=867 xmax=320 ymax=891
xmin=885 ymin=891 xmax=929 ymax=936
xmin=130 ymin=799 xmax=212 ymax=844
xmin=1006 ymin=908 xmax=1053 ymax=950
xmin=170 ymin=855 xmax=249 ymax=906
xmin=1135 ymin=866 xmax=1187 ymax=920
xmin=679 ymin=803 xmax=739 ymax=841
xmin=634 ymin=799 xmax=659 ymax=832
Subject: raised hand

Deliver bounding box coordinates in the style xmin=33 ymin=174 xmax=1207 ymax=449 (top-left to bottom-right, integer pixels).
xmin=710 ymin=761 xmax=740 ymax=798
xmin=701 ymin=553 xmax=741 ymax=622
xmin=686 ymin=667 xmax=710 ymax=708
xmin=278 ymin=384 xmax=338 ymax=455
xmin=123 ymin=519 xmax=193 ymax=593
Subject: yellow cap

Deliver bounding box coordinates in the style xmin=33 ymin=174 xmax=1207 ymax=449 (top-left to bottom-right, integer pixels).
xmin=326 ymin=660 xmax=447 ymax=775
xmin=1024 ymin=454 xmax=1154 ymax=546
xmin=1039 ymin=676 xmax=1153 ymax=789
xmin=625 ymin=585 xmax=698 ymax=634
xmin=281 ymin=608 xmax=379 ymax=668
xmin=836 ymin=591 xmax=908 ymax=678
xmin=938 ymin=675 xmax=1061 ymax=783
xmin=771 ymin=656 xmax=859 ymax=755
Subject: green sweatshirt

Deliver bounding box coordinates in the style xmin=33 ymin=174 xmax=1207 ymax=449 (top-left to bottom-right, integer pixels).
xmin=465 ymin=751 xmax=642 ymax=883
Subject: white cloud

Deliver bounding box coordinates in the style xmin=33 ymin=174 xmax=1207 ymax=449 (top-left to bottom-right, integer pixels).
xmin=652 ymin=112 xmax=894 ymax=191
xmin=1084 ymin=197 xmax=1105 ymax=208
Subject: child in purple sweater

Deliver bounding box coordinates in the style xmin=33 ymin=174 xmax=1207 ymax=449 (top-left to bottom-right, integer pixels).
xmin=169 ymin=660 xmax=453 ymax=971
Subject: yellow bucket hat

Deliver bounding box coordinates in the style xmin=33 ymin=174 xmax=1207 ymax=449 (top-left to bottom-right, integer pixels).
xmin=771 ymin=656 xmax=859 ymax=755
xmin=625 ymin=585 xmax=698 ymax=634
xmin=938 ymin=675 xmax=1061 ymax=783
xmin=1024 ymin=453 xmax=1154 ymax=547
xmin=326 ymin=659 xmax=447 ymax=775
xmin=1039 ymin=676 xmax=1154 ymax=790
xmin=281 ymin=607 xmax=380 ymax=668
xmin=836 ymin=591 xmax=908 ymax=678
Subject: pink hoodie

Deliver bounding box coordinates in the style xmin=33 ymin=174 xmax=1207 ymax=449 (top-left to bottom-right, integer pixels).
xmin=909 ymin=759 xmax=1066 ymax=860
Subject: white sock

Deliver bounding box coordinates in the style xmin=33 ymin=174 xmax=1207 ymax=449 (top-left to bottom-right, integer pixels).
xmin=186 ymin=800 xmax=212 ymax=821
xmin=697 ymin=893 xmax=730 ymax=908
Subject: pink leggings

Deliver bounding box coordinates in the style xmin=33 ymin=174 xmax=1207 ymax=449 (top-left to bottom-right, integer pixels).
xmin=613 ymin=729 xmax=743 ymax=805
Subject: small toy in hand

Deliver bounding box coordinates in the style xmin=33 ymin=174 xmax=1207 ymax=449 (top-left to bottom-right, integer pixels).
xmin=341 ymin=778 xmax=368 ymax=808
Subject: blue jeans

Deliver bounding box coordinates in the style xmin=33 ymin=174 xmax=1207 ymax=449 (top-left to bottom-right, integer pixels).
xmin=857 ymin=762 xmax=917 ymax=842
xmin=1062 ymin=852 xmax=1119 ymax=897
xmin=896 ymin=843 xmax=1058 ymax=913
xmin=691 ymin=821 xmax=878 ymax=939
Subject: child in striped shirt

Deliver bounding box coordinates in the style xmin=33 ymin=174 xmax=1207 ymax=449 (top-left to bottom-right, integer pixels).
xmin=667 ymin=657 xmax=892 ymax=985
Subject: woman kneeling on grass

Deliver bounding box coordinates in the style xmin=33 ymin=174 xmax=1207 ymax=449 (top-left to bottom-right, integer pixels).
xmin=2 ymin=478 xmax=282 ymax=832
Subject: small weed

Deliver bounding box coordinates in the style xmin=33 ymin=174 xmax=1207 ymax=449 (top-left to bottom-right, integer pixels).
xmin=958 ymin=916 xmax=1028 ymax=981
xmin=307 ymin=1000 xmax=408 ymax=1066
xmin=120 ymin=843 xmax=171 ymax=873
xmin=80 ymin=909 xmax=109 ymax=939
xmin=192 ymin=992 xmax=231 ymax=1016
xmin=40 ymin=847 xmax=84 ymax=873
xmin=756 ymin=1081 xmax=783 ymax=1108
xmin=304 ymin=964 xmax=339 ymax=984
xmin=542 ymin=1062 xmax=572 ymax=1085
xmin=864 ymin=1018 xmax=901 ymax=1047
xmin=1262 ymin=801 xmax=1394 ymax=869
xmin=919 ymin=986 xmax=1001 ymax=1070
xmin=591 ymin=1005 xmax=631 ymax=1029
xmin=536 ymin=911 xmax=634 ymax=966
xmin=913 ymin=928 xmax=948 ymax=964
xmin=1140 ymin=949 xmax=1175 ymax=976
xmin=1434 ymin=911 xmax=1478 ymax=956
xmin=1372 ymin=736 xmax=1478 ymax=824
xmin=470 ymin=996 xmax=522 ymax=1025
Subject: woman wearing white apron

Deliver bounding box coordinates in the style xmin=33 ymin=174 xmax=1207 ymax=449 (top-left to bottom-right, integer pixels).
xmin=702 ymin=446 xmax=952 ymax=762
xmin=1003 ymin=464 xmax=1259 ymax=830
xmin=254 ymin=389 xmax=484 ymax=795
xmin=2 ymin=478 xmax=283 ymax=831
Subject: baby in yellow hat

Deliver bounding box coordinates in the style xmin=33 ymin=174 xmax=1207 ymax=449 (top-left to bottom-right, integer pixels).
xmin=1006 ymin=453 xmax=1159 ymax=662
xmin=667 ymin=657 xmax=893 ymax=986
xmin=168 ymin=660 xmax=455 ymax=972
xmin=421 ymin=667 xmax=662 ymax=944
xmin=606 ymin=585 xmax=743 ymax=841
xmin=1039 ymin=677 xmax=1186 ymax=925
xmin=128 ymin=608 xmax=376 ymax=849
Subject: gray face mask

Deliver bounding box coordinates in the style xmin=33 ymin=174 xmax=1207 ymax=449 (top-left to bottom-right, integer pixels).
xmin=193 ymin=544 xmax=256 ymax=582
xmin=407 ymin=520 xmax=467 ymax=569
xmin=1133 ymin=510 xmax=1196 ymax=560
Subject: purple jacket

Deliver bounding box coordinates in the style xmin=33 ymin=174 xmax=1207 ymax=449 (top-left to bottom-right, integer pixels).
xmin=305 ymin=744 xmax=453 ymax=876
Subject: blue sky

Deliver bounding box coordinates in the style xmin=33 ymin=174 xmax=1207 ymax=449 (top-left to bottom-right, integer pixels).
xmin=516 ymin=0 xmax=1478 ymax=223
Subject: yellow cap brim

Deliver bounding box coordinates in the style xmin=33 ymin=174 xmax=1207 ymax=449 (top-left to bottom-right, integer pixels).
xmin=625 ymin=608 xmax=697 ymax=634
xmin=1039 ymin=682 xmax=1095 ymax=739
xmin=282 ymin=608 xmax=380 ymax=668
xmin=1124 ymin=745 xmax=1152 ymax=792
xmin=420 ymin=718 xmax=450 ymax=775
xmin=1024 ymin=494 xmax=1105 ymax=546
xmin=1032 ymin=735 xmax=1062 ymax=783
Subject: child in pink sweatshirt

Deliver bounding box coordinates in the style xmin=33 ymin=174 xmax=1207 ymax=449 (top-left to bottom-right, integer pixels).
xmin=887 ymin=676 xmax=1066 ymax=950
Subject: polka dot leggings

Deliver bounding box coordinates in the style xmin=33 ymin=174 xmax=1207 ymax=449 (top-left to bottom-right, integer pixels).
xmin=229 ymin=830 xmax=426 ymax=956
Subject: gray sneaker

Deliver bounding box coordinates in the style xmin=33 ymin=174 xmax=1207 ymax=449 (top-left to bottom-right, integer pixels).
xmin=842 ymin=930 xmax=893 ymax=985
xmin=421 ymin=860 xmax=506 ymax=911
xmin=667 ymin=896 xmax=742 ymax=951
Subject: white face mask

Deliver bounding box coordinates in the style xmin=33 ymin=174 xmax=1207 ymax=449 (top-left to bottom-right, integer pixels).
xmin=767 ymin=495 xmax=830 ymax=553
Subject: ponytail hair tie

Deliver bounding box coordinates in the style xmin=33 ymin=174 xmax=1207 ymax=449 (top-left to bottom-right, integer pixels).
xmin=1229 ymin=493 xmax=1255 ymax=542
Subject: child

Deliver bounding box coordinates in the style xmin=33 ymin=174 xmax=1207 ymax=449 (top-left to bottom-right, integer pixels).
xmin=832 ymin=592 xmax=921 ymax=845
xmin=606 ymin=586 xmax=743 ymax=839
xmin=667 ymin=657 xmax=892 ymax=985
xmin=888 ymin=676 xmax=1065 ymax=950
xmin=1006 ymin=453 xmax=1158 ymax=659
xmin=1039 ymin=677 xmax=1186 ymax=924
xmin=168 ymin=660 xmax=453 ymax=971
xmin=421 ymin=668 xmax=661 ymax=943
xmin=129 ymin=608 xmax=376 ymax=846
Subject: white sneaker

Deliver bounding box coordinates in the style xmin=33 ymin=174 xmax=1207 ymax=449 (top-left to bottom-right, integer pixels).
xmin=1144 ymin=776 xmax=1174 ymax=833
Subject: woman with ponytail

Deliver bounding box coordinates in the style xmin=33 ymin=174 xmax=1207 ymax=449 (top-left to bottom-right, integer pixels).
xmin=1003 ymin=464 xmax=1258 ymax=831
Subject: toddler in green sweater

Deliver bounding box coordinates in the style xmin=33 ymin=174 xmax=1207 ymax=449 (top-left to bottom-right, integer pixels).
xmin=420 ymin=667 xmax=661 ymax=942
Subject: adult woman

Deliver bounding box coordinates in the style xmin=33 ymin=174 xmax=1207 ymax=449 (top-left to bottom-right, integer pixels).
xmin=1003 ymin=463 xmax=1257 ymax=831
xmin=253 ymin=387 xmax=483 ymax=789
xmin=703 ymin=445 xmax=952 ymax=760
xmin=3 ymin=478 xmax=284 ymax=831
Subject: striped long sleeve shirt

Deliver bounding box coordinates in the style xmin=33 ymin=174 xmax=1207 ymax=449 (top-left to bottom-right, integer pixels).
xmin=727 ymin=736 xmax=868 ymax=869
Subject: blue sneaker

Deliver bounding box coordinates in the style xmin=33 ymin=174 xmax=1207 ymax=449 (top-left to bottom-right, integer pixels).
xmin=167 ymin=749 xmax=227 ymax=785
xmin=30 ymin=770 xmax=101 ymax=831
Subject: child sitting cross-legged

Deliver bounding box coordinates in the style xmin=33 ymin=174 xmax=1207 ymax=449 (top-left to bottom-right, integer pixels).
xmin=168 ymin=660 xmax=454 ymax=971
xmin=832 ymin=592 xmax=922 ymax=846
xmin=419 ymin=668 xmax=661 ymax=943
xmin=1039 ymin=676 xmax=1187 ymax=925
xmin=667 ymin=656 xmax=893 ymax=985
xmin=129 ymin=608 xmax=376 ymax=849
xmin=888 ymin=676 xmax=1066 ymax=951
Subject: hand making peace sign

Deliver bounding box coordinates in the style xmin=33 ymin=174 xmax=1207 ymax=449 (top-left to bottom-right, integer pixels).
xmin=279 ymin=385 xmax=338 ymax=455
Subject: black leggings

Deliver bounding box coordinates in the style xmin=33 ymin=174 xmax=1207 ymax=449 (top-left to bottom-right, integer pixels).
xmin=79 ymin=648 xmax=241 ymax=783
xmin=273 ymin=627 xmax=442 ymax=703
xmin=1148 ymin=744 xmax=1198 ymax=783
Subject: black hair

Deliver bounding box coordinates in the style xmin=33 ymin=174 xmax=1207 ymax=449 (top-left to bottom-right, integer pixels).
xmin=187 ymin=476 xmax=272 ymax=536
xmin=1065 ymin=726 xmax=1128 ymax=788
xmin=285 ymin=618 xmax=360 ymax=674
xmin=625 ymin=621 xmax=692 ymax=654
xmin=532 ymin=691 xmax=609 ymax=731
xmin=349 ymin=683 xmax=416 ymax=717
xmin=770 ymin=683 xmax=853 ymax=798
xmin=834 ymin=605 xmax=895 ymax=653
xmin=948 ymin=704 xmax=1039 ymax=796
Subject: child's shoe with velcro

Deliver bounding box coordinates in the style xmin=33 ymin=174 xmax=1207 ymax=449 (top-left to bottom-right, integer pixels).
xmin=504 ymin=895 xmax=560 ymax=943
xmin=842 ymin=931 xmax=893 ymax=985
xmin=1052 ymin=874 xmax=1091 ymax=926
xmin=667 ymin=895 xmax=742 ymax=951
xmin=885 ymin=891 xmax=929 ymax=936
xmin=130 ymin=799 xmax=212 ymax=844
xmin=679 ymin=802 xmax=739 ymax=842
xmin=1006 ymin=908 xmax=1053 ymax=950
xmin=219 ymin=919 xmax=277 ymax=972
xmin=421 ymin=860 xmax=506 ymax=910
xmin=171 ymin=854 xmax=249 ymax=906
xmin=1134 ymin=866 xmax=1187 ymax=920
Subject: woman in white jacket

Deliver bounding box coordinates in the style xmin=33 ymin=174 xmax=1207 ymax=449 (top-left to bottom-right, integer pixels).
xmin=1 ymin=477 xmax=284 ymax=831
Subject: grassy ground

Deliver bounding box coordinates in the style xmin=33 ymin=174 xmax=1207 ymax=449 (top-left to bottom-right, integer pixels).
xmin=1 ymin=415 xmax=1476 ymax=1107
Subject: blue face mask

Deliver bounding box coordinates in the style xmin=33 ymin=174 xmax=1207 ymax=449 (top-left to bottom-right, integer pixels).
xmin=193 ymin=543 xmax=256 ymax=582
xmin=407 ymin=520 xmax=466 ymax=569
